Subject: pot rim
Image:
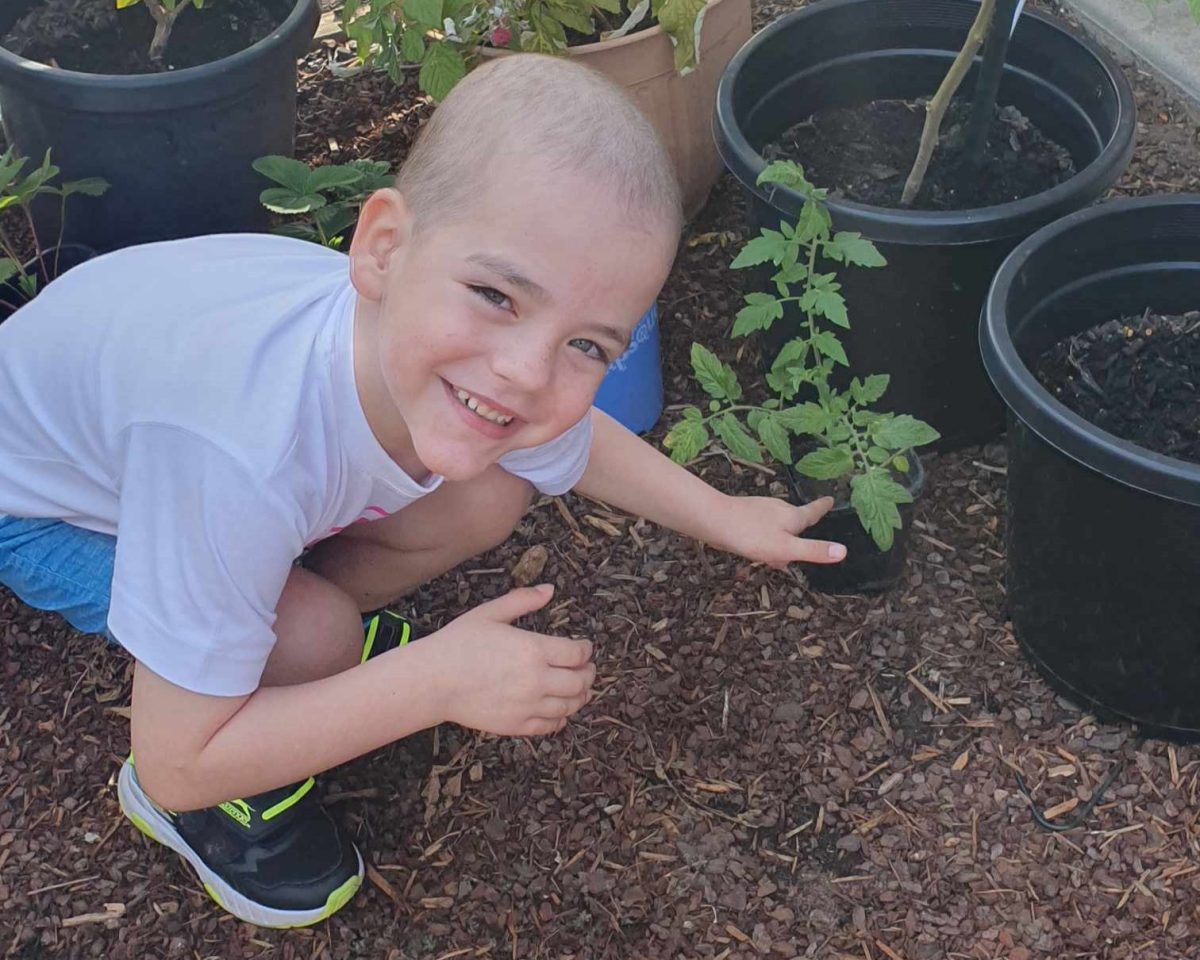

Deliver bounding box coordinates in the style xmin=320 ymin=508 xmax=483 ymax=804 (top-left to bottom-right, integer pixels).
xmin=0 ymin=0 xmax=317 ymax=97
xmin=981 ymin=193 xmax=1200 ymax=507
xmin=713 ymin=0 xmax=1137 ymax=246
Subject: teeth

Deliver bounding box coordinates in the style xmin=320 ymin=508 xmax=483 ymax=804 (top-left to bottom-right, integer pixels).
xmin=453 ymin=386 xmax=513 ymax=425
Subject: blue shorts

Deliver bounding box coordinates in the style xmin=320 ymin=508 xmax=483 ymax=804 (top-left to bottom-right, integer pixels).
xmin=0 ymin=516 xmax=115 ymax=636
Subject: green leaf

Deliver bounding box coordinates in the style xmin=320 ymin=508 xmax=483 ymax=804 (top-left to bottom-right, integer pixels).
xmin=812 ymin=330 xmax=848 ymax=367
xmin=812 ymin=288 xmax=848 ymax=328
xmin=730 ymin=230 xmax=786 ymax=268
xmin=757 ymin=414 xmax=792 ymax=464
xmin=771 ymin=260 xmax=808 ymax=290
xmin=655 ymin=0 xmax=707 ymax=73
xmin=419 ymin=42 xmax=467 ymax=100
xmin=546 ymin=0 xmax=594 ymax=35
xmin=259 ymin=187 xmax=326 ymax=214
xmin=252 ymin=155 xmax=312 ymax=193
xmin=770 ymin=338 xmax=808 ymax=372
xmin=825 ymin=230 xmax=887 ymax=267
xmin=664 ymin=418 xmax=709 ymax=464
xmin=776 ymin=402 xmax=829 ymax=436
xmin=527 ymin=1 xmax=569 ymax=51
xmin=794 ymin=446 xmax=854 ymax=481
xmin=305 ymin=165 xmax=365 ymax=195
xmin=867 ymin=445 xmax=891 ymax=464
xmin=732 ymin=293 xmax=783 ymax=337
xmin=850 ymin=468 xmax=913 ymax=551
xmin=314 ymin=203 xmax=360 ymax=240
xmin=57 ymin=177 xmax=109 ymax=198
xmin=852 ymin=374 xmax=889 ymax=405
xmin=0 ymin=258 xmax=19 ymax=285
xmin=115 ymin=0 xmax=140 ymax=8
xmin=762 ymin=398 xmax=780 ymax=410
xmin=714 ymin=413 xmax=763 ymax=463
xmin=592 ymin=0 xmax=622 ymax=11
xmin=756 ymin=160 xmax=812 ymax=194
xmin=400 ymin=26 xmax=427 ymax=61
xmin=682 ymin=406 xmax=703 ymax=421
xmin=690 ymin=343 xmax=741 ymax=402
xmin=404 ymin=0 xmax=443 ymax=27
xmin=892 ymin=454 xmax=910 ymax=474
xmin=872 ymin=414 xmax=941 ymax=450
xmin=795 ymin=199 xmax=832 ymax=242
xmin=709 ymin=400 xmax=721 ymax=413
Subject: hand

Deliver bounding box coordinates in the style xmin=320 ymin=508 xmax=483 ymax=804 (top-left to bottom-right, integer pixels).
xmin=432 ymin=585 xmax=596 ymax=737
xmin=712 ymin=494 xmax=846 ymax=568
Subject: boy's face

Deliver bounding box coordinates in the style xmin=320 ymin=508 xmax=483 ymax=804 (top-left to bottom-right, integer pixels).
xmin=351 ymin=158 xmax=678 ymax=482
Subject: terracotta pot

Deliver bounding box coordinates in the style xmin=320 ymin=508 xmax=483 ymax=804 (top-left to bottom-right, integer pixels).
xmin=481 ymin=0 xmax=751 ymax=219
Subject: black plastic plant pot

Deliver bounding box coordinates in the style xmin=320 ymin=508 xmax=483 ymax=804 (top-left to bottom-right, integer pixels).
xmin=714 ymin=0 xmax=1136 ymax=451
xmin=788 ymin=454 xmax=925 ymax=595
xmin=0 ymin=0 xmax=318 ymax=253
xmin=981 ymin=194 xmax=1200 ymax=741
xmin=0 ymin=242 xmax=94 ymax=321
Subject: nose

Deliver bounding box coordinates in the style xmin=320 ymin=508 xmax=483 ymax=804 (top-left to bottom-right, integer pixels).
xmin=490 ymin=332 xmax=555 ymax=394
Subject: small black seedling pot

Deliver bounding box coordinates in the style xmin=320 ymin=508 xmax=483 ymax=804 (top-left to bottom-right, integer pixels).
xmin=787 ymin=454 xmax=925 ymax=595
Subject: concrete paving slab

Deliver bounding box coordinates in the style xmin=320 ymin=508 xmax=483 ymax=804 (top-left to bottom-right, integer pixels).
xmin=1058 ymin=0 xmax=1200 ymax=108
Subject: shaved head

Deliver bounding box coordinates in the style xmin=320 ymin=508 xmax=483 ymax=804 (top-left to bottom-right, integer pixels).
xmin=395 ymin=53 xmax=683 ymax=239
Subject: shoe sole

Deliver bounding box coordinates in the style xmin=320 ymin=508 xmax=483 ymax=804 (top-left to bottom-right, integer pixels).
xmin=117 ymin=762 xmax=363 ymax=928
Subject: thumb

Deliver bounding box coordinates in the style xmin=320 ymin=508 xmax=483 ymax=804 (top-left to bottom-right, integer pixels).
xmin=467 ymin=583 xmax=556 ymax=624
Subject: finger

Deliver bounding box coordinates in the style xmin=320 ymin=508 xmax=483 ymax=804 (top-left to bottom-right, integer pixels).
xmin=540 ymin=634 xmax=594 ymax=668
xmin=789 ymin=536 xmax=847 ymax=565
xmin=788 ymin=496 xmax=836 ymax=532
xmin=538 ymin=690 xmax=591 ymax=720
xmin=543 ymin=663 xmax=597 ymax=698
xmin=464 ymin=584 xmax=555 ymax=624
xmin=524 ymin=717 xmax=568 ymax=737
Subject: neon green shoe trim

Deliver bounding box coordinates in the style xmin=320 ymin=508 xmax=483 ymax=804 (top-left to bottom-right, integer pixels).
xmin=316 ymin=873 xmax=362 ymax=922
xmin=218 ymin=798 xmax=254 ymax=827
xmin=361 ymin=615 xmax=411 ymax=662
xmin=360 ymin=616 xmax=381 ymax=663
xmin=126 ymin=812 xmax=160 ymax=843
xmin=261 ymin=777 xmax=315 ymax=821
xmin=203 ymin=882 xmax=227 ymax=912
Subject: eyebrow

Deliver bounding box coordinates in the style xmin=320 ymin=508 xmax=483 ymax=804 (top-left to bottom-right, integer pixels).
xmin=466 ymin=253 xmax=548 ymax=301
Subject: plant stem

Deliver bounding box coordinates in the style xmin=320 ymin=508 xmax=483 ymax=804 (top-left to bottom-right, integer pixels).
xmin=145 ymin=0 xmax=193 ymax=62
xmin=900 ymin=0 xmax=997 ymax=206
xmin=963 ymin=0 xmax=1019 ymax=168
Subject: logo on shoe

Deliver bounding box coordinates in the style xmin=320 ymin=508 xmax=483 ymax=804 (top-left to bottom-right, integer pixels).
xmin=219 ymin=799 xmax=254 ymax=827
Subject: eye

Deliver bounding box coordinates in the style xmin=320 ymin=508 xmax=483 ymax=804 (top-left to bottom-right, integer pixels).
xmin=470 ymin=285 xmax=512 ymax=311
xmin=570 ymin=338 xmax=609 ymax=363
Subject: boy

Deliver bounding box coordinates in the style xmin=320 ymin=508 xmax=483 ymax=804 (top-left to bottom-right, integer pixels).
xmin=0 ymin=55 xmax=844 ymax=928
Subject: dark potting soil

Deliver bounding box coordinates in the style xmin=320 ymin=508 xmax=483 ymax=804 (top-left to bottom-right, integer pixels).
xmin=3 ymin=0 xmax=285 ymax=74
xmin=1034 ymin=311 xmax=1200 ymax=464
xmin=764 ymin=98 xmax=1076 ymax=211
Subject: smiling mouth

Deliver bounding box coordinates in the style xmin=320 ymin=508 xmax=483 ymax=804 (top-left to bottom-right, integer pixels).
xmin=453 ymin=386 xmax=515 ymax=426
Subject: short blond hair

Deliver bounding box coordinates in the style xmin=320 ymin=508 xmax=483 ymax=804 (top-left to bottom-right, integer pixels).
xmin=395 ymin=54 xmax=682 ymax=237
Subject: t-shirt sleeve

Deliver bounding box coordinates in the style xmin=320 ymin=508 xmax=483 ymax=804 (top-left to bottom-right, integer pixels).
xmin=497 ymin=409 xmax=593 ymax=495
xmin=107 ymin=424 xmax=305 ymax=697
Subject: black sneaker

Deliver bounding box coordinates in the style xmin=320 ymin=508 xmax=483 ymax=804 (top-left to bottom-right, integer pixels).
xmin=116 ymin=612 xmax=420 ymax=926
xmin=117 ymin=760 xmax=363 ymax=927
xmin=360 ymin=608 xmax=422 ymax=661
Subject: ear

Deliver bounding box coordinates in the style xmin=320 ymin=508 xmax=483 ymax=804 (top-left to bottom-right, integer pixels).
xmin=348 ymin=188 xmax=414 ymax=302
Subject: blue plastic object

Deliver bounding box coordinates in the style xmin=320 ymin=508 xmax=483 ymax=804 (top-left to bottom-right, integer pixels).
xmin=593 ymin=303 xmax=663 ymax=435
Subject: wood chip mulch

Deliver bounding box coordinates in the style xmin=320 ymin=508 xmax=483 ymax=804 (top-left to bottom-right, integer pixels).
xmin=4 ymin=2 xmax=1200 ymax=957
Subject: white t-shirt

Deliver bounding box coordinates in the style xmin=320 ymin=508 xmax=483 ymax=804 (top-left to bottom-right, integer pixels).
xmin=0 ymin=234 xmax=592 ymax=696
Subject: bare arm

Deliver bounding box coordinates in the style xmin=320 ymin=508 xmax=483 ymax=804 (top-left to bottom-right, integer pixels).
xmin=132 ymin=586 xmax=595 ymax=810
xmin=575 ymin=407 xmax=845 ymax=565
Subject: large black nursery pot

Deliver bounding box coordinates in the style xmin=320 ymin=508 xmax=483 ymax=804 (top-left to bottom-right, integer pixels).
xmin=790 ymin=455 xmax=925 ymax=595
xmin=981 ymin=195 xmax=1200 ymax=741
xmin=714 ymin=0 xmax=1135 ymax=451
xmin=0 ymin=0 xmax=318 ymax=253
